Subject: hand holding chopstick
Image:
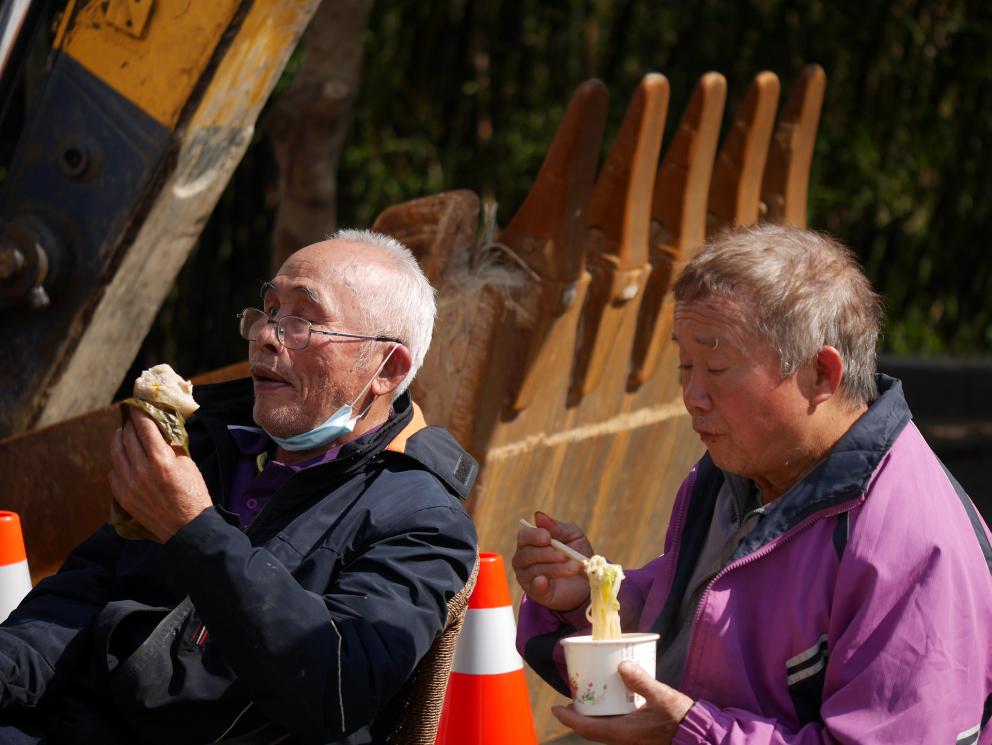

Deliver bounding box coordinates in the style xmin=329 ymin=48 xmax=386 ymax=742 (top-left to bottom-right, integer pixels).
xmin=519 ymin=518 xmax=590 ymax=564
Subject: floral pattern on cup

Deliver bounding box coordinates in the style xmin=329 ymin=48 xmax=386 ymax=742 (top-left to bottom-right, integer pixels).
xmin=569 ymin=673 xmax=608 ymax=705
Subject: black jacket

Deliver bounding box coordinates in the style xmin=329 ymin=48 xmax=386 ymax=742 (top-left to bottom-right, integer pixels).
xmin=0 ymin=379 xmax=479 ymax=744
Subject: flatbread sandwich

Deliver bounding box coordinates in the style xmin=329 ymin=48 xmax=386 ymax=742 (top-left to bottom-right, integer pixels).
xmin=112 ymin=364 xmax=200 ymax=540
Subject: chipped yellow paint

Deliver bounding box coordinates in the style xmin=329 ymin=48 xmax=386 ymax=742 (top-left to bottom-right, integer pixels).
xmin=184 ymin=0 xmax=319 ymax=130
xmin=166 ymin=0 xmax=320 ymax=200
xmin=60 ymin=0 xmax=242 ymax=129
xmin=104 ymin=0 xmax=155 ymax=39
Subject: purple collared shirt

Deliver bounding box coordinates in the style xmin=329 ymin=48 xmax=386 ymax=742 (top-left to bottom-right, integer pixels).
xmin=226 ymin=419 xmax=389 ymax=528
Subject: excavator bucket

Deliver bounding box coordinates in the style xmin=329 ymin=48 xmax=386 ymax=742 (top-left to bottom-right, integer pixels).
xmin=499 ymin=79 xmax=608 ymax=414
xmin=372 ymin=190 xmax=482 ymax=288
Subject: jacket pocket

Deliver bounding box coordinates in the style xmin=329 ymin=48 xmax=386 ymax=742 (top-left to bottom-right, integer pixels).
xmin=107 ymin=597 xmax=250 ymax=744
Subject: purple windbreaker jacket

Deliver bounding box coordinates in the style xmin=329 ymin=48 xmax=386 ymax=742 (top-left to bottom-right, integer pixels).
xmin=518 ymin=376 xmax=992 ymax=744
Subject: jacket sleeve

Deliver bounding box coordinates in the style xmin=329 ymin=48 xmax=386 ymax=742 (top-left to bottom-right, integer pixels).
xmin=673 ymin=507 xmax=992 ymax=744
xmin=0 ymin=525 xmax=123 ymax=709
xmin=165 ymin=497 xmax=477 ymax=744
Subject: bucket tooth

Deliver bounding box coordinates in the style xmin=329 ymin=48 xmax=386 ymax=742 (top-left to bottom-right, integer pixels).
xmin=761 ymin=64 xmax=827 ymax=227
xmin=498 ymin=80 xmax=609 ymax=413
xmin=570 ymin=73 xmax=670 ymax=404
xmin=629 ymin=72 xmax=727 ymax=389
xmin=707 ymin=70 xmax=781 ymax=233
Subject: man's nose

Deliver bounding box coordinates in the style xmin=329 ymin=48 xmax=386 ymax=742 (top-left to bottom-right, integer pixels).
xmin=682 ymin=373 xmax=713 ymax=413
xmin=254 ymin=319 xmax=283 ymax=351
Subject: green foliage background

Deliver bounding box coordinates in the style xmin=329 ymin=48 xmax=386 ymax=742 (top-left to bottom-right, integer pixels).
xmin=133 ymin=0 xmax=992 ymax=385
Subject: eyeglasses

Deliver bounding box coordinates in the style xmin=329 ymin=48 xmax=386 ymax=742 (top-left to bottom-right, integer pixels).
xmin=236 ymin=308 xmax=403 ymax=351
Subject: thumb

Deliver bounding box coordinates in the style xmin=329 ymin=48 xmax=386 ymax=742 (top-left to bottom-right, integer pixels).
xmin=535 ymin=511 xmax=593 ymax=557
xmin=618 ymin=661 xmax=662 ymax=700
xmin=535 ymin=511 xmax=576 ymax=542
xmin=618 ymin=660 xmax=695 ymax=725
xmin=534 ymin=510 xmax=559 ymax=532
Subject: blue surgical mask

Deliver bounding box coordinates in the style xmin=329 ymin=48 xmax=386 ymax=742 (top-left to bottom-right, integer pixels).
xmin=265 ymin=345 xmax=397 ymax=452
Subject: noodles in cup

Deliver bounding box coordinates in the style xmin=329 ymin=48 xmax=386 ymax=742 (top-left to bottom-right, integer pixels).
xmin=584 ymin=555 xmax=624 ymax=640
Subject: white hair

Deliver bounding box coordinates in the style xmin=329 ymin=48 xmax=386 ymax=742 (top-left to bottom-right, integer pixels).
xmin=327 ymin=229 xmax=436 ymax=398
xmin=673 ymin=224 xmax=884 ymax=407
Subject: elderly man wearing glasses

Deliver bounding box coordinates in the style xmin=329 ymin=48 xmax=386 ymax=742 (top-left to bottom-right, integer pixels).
xmin=0 ymin=231 xmax=479 ymax=745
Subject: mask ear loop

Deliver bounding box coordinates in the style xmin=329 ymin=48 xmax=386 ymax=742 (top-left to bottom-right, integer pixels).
xmin=350 ymin=343 xmax=400 ymax=420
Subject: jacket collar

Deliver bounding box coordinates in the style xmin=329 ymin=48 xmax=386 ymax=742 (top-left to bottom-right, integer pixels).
xmin=186 ymin=377 xmax=476 ymax=502
xmin=730 ymin=374 xmax=912 ymax=560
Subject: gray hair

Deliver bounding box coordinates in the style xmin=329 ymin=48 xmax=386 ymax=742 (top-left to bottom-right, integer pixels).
xmin=672 ymin=224 xmax=883 ymax=407
xmin=327 ymin=228 xmax=436 ymax=398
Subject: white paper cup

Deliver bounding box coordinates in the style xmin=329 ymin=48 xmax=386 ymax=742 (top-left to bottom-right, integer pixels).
xmin=560 ymin=632 xmax=659 ymax=715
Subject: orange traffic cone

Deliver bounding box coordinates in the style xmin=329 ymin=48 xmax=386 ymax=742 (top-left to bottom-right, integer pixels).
xmin=0 ymin=511 xmax=32 ymax=622
xmin=435 ymin=552 xmax=538 ymax=745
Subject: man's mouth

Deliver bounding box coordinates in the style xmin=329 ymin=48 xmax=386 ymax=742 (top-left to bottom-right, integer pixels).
xmin=251 ymin=365 xmax=292 ymax=390
xmin=693 ymin=424 xmax=721 ymax=442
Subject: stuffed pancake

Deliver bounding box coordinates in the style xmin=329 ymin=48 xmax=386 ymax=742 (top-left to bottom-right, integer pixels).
xmin=113 ymin=364 xmax=199 ymax=540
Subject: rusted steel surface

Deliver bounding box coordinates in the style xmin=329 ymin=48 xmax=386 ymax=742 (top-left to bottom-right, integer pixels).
xmin=0 ymin=406 xmax=119 ymax=583
xmin=570 ymin=73 xmax=669 ymax=403
xmin=372 ymin=190 xmax=481 ymax=288
xmin=499 ymin=79 xmax=607 ymax=414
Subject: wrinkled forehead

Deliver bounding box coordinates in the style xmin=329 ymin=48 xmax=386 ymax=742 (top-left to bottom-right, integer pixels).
xmin=270 ymin=238 xmax=383 ymax=299
xmin=672 ymin=295 xmax=756 ymax=352
xmin=263 ymin=265 xmax=358 ymax=322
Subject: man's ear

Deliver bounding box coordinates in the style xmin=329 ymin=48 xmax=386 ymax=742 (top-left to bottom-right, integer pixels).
xmin=370 ymin=344 xmax=413 ymax=398
xmin=806 ymin=345 xmax=844 ymax=407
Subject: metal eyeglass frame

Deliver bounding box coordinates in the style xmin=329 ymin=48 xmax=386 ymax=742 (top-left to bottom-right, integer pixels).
xmin=236 ymin=308 xmax=403 ymax=350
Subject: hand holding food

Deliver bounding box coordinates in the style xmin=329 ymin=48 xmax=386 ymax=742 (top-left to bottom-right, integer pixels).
xmin=518 ymin=518 xmax=625 ymax=639
xmin=112 ymin=364 xmax=199 ymax=539
xmin=125 ymin=364 xmax=199 ymax=453
xmin=513 ymin=513 xmax=595 ymax=612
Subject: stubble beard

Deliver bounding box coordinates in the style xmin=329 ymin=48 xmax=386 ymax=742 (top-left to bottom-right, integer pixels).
xmin=253 ymin=376 xmax=347 ymax=437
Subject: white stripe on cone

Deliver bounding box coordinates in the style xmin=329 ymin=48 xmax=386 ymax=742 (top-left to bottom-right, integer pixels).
xmin=450 ymin=605 xmax=523 ymax=676
xmin=0 ymin=559 xmax=32 ymax=622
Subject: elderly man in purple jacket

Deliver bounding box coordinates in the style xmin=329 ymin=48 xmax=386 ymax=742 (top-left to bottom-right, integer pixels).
xmin=514 ymin=224 xmax=992 ymax=744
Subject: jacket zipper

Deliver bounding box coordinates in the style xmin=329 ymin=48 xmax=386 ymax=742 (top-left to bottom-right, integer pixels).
xmin=680 ymin=497 xmax=863 ymax=691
